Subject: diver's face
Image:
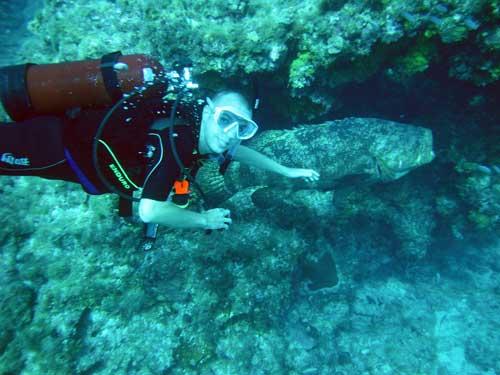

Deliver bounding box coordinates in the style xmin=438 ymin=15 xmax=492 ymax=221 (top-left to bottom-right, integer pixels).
xmin=201 ymin=106 xmax=240 ymax=154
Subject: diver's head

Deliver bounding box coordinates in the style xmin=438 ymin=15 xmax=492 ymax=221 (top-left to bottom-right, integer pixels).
xmin=199 ymin=91 xmax=258 ymax=155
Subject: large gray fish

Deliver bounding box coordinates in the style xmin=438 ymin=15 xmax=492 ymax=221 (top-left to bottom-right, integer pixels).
xmin=197 ymin=117 xmax=435 ymax=204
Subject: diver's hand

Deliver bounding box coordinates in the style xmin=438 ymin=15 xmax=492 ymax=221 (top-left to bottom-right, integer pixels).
xmin=202 ymin=208 xmax=232 ymax=230
xmin=285 ymin=168 xmax=320 ymax=183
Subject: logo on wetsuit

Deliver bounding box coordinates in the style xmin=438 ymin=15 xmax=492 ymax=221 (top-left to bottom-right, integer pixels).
xmin=1 ymin=153 xmax=30 ymax=166
xmin=108 ymin=163 xmax=131 ymax=190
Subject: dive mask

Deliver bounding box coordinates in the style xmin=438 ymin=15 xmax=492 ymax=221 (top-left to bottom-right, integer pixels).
xmin=212 ymin=106 xmax=259 ymax=140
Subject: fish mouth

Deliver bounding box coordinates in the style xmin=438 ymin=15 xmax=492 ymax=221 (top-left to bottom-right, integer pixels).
xmin=373 ymin=157 xmax=413 ymax=180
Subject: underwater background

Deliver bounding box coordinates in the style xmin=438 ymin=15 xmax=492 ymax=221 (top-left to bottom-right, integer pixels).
xmin=0 ymin=0 xmax=499 ymax=374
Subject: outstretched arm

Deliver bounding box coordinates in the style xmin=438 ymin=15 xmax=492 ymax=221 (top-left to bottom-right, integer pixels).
xmin=139 ymin=198 xmax=231 ymax=230
xmin=233 ymin=145 xmax=320 ymax=182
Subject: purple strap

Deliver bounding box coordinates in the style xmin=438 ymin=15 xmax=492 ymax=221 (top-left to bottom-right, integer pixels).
xmin=64 ymin=148 xmax=101 ymax=195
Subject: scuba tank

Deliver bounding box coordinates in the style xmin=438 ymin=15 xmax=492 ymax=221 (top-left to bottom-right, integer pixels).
xmin=0 ymin=52 xmax=165 ymax=121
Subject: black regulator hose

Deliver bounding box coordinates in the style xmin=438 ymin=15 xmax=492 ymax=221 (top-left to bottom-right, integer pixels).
xmin=168 ymin=91 xmax=209 ymax=209
xmin=92 ymin=90 xmax=143 ymax=202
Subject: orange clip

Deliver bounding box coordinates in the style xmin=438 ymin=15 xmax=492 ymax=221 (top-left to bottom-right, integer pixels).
xmin=174 ymin=179 xmax=191 ymax=194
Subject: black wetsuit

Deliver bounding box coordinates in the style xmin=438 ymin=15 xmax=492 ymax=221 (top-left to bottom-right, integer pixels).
xmin=0 ymin=98 xmax=205 ymax=201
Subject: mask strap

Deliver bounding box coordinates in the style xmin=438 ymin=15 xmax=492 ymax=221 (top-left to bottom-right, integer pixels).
xmin=206 ymin=97 xmax=215 ymax=110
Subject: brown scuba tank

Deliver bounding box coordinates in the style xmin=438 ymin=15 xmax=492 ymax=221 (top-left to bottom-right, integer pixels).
xmin=0 ymin=52 xmax=165 ymax=121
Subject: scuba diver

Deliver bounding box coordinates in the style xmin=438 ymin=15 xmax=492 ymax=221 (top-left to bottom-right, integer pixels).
xmin=0 ymin=52 xmax=319 ymax=247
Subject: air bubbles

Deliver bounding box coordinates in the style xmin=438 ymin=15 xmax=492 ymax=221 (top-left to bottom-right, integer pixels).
xmin=133 ymin=85 xmax=147 ymax=93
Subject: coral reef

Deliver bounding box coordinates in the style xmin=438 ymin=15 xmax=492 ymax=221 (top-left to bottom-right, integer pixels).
xmin=19 ymin=0 xmax=500 ymax=120
xmin=2 ymin=172 xmax=497 ymax=373
xmin=456 ymin=161 xmax=500 ymax=232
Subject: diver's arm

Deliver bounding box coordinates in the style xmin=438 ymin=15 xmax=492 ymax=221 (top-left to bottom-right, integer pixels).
xmin=139 ymin=198 xmax=231 ymax=230
xmin=233 ymin=145 xmax=320 ymax=182
xmin=233 ymin=145 xmax=289 ymax=175
xmin=139 ymin=198 xmax=205 ymax=229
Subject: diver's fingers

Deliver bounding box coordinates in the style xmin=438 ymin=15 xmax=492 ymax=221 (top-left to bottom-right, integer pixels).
xmin=305 ymin=172 xmax=319 ymax=182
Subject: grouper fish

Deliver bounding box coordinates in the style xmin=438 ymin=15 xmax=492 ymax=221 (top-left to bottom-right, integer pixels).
xmin=196 ymin=117 xmax=435 ymax=204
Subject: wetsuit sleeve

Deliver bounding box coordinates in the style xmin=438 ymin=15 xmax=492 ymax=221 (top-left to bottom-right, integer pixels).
xmin=141 ymin=130 xmax=180 ymax=201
